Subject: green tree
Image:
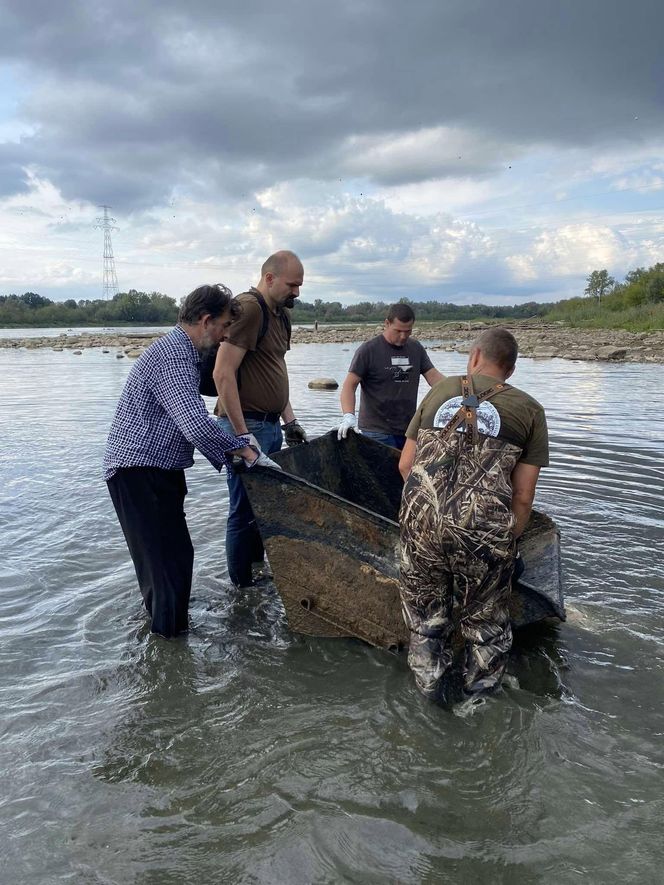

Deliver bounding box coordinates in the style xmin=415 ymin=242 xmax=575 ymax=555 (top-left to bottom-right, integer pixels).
xmin=624 ymin=267 xmax=647 ymax=286
xmin=584 ymin=269 xmax=615 ymax=304
xmin=20 ymin=292 xmax=53 ymax=309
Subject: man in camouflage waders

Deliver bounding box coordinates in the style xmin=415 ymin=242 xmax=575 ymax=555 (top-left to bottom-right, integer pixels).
xmin=398 ymin=328 xmax=549 ymax=702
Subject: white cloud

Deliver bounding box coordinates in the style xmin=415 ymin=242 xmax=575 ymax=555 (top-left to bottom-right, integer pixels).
xmin=2 ymin=168 xmax=663 ymax=305
xmin=340 ymin=126 xmax=518 ymax=184
xmin=504 ymin=222 xmax=658 ymax=285
xmin=378 ymin=176 xmax=507 ymax=218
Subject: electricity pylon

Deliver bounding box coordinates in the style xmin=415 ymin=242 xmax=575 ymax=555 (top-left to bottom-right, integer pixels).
xmin=95 ymin=206 xmax=119 ymax=299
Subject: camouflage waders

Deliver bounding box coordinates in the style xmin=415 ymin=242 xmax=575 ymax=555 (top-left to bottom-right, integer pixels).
xmin=399 ymin=377 xmax=522 ymax=700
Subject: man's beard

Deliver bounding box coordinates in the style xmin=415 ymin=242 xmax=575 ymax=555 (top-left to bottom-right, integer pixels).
xmin=284 ymin=295 xmax=297 ymax=309
xmin=199 ymin=334 xmax=219 ymax=355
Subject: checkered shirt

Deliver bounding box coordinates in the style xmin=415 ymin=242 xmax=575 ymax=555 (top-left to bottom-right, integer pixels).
xmin=103 ymin=325 xmax=248 ymax=480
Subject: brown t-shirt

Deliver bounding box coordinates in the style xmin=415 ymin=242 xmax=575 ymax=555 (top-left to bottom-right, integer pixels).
xmin=406 ymin=373 xmax=549 ymax=467
xmin=215 ymin=289 xmax=290 ymax=416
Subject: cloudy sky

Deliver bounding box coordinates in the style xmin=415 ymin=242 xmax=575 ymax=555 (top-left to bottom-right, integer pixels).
xmin=0 ymin=0 xmax=662 ymax=306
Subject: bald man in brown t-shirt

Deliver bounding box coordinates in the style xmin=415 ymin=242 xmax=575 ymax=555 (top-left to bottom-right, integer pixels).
xmin=213 ymin=250 xmax=308 ymax=587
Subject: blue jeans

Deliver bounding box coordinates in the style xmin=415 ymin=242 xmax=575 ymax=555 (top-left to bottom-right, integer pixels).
xmin=360 ymin=429 xmax=406 ymax=450
xmin=217 ymin=416 xmax=283 ymax=587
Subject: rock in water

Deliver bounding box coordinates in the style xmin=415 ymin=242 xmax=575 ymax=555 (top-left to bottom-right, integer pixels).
xmin=308 ymin=378 xmax=339 ymax=390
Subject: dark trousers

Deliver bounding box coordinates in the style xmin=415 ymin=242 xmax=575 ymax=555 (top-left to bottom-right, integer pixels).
xmin=107 ymin=467 xmax=194 ymax=637
xmin=216 ymin=416 xmax=283 ymax=587
xmin=360 ymin=429 xmax=407 ymax=450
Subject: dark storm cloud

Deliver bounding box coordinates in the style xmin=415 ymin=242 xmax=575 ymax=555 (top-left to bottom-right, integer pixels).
xmin=1 ymin=0 xmax=662 ymax=209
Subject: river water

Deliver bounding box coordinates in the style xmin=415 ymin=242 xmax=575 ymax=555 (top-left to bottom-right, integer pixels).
xmin=1 ymin=337 xmax=663 ymax=884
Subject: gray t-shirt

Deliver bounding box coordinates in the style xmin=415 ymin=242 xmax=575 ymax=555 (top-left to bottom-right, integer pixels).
xmin=349 ymin=335 xmax=434 ymax=434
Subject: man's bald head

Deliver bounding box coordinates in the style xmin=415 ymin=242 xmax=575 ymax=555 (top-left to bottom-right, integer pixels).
xmin=258 ymin=250 xmax=303 ymax=309
xmin=260 ymin=250 xmax=302 ymax=279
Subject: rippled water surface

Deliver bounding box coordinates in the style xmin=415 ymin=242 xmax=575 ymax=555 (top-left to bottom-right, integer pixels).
xmin=1 ymin=338 xmax=663 ymax=884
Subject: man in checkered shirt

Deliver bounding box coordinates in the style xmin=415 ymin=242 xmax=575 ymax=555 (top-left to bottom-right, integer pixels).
xmin=104 ymin=283 xmax=280 ymax=638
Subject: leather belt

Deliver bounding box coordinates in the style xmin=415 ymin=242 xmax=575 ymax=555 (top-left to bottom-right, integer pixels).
xmin=243 ymin=411 xmax=281 ymax=422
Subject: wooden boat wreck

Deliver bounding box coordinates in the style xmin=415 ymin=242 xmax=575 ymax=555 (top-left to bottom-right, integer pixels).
xmin=241 ymin=431 xmax=564 ymax=651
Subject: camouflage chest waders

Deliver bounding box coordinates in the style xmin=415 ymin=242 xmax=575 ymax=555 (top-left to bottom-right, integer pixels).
xmin=399 ymin=377 xmax=522 ymax=701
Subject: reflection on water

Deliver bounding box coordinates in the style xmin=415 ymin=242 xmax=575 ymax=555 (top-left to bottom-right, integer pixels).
xmin=0 ymin=324 xmax=173 ymax=339
xmin=0 ymin=342 xmax=663 ymax=883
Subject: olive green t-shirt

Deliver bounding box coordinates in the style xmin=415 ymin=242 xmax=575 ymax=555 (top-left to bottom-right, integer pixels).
xmin=215 ymin=290 xmax=290 ymax=416
xmin=406 ymin=373 xmax=549 ymax=467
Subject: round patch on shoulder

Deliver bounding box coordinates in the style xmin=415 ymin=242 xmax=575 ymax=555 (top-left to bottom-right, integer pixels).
xmin=433 ymin=396 xmax=501 ymax=437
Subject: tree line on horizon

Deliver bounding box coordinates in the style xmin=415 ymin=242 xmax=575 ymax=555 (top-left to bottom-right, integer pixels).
xmin=0 ymin=290 xmax=178 ymax=327
xmin=546 ymin=262 xmax=664 ymax=330
xmin=1 ymin=262 xmax=663 ymax=330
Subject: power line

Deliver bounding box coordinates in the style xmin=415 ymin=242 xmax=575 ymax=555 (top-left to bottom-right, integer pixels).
xmin=94 ymin=206 xmax=119 ymax=299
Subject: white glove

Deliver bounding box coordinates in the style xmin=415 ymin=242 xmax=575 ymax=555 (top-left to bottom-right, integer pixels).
xmin=238 ymin=433 xmax=281 ymax=469
xmin=338 ymin=413 xmax=362 ymax=440
xmin=246 ymin=451 xmax=282 ymax=470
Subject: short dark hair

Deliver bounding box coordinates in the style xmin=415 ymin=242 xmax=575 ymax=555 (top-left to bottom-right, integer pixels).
xmin=386 ymin=303 xmax=415 ymax=324
xmin=473 ymin=327 xmax=518 ymax=372
xmin=178 ymin=283 xmax=239 ymax=323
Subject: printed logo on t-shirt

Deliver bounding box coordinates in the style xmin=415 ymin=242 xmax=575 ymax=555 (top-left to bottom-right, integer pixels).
xmin=389 ymin=356 xmax=412 ymax=383
xmin=433 ymin=396 xmax=501 ymax=436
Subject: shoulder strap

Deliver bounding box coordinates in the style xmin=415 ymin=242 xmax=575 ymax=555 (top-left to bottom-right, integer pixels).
xmin=461 ymin=376 xmax=478 ymax=446
xmin=282 ymin=308 xmax=292 ymax=349
xmin=248 ymin=288 xmax=291 ymax=348
xmin=244 ymin=288 xmax=269 ymax=342
xmin=436 ymin=376 xmax=510 ymax=443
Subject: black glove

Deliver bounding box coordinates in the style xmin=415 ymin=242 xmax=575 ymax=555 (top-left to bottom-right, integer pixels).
xmin=282 ymin=419 xmax=308 ymax=447
xmin=513 ymin=550 xmax=525 ymax=582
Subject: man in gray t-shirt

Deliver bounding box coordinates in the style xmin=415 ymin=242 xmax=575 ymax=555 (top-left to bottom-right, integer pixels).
xmin=338 ymin=304 xmax=444 ymax=449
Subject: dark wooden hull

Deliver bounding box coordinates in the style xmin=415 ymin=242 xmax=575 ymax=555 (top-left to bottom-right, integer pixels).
xmin=241 ymin=431 xmax=564 ymax=650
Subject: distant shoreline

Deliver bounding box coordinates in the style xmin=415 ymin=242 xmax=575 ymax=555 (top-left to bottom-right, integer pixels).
xmin=1 ymin=321 xmax=662 ymax=363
